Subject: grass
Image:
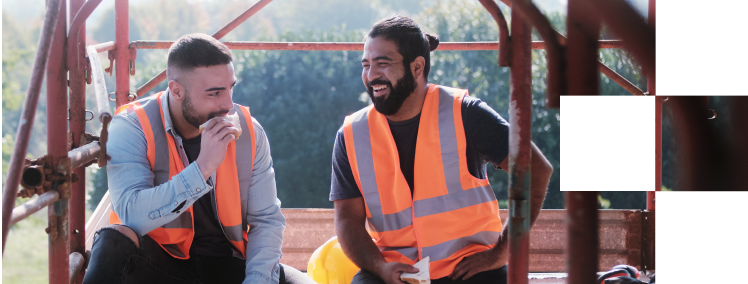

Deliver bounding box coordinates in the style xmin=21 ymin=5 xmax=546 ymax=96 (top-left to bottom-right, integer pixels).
xmin=2 ymin=203 xmax=93 ymax=284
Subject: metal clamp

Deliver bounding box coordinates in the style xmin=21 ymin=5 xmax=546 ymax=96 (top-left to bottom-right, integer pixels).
xmin=67 ymin=109 xmax=95 ymax=121
xmin=108 ymin=92 xmax=138 ymax=102
xmin=18 ymin=156 xmax=78 ymax=199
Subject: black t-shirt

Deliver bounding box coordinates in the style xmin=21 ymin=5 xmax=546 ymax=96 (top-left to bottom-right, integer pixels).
xmin=179 ymin=133 xmax=235 ymax=257
xmin=329 ymin=94 xmax=510 ymax=200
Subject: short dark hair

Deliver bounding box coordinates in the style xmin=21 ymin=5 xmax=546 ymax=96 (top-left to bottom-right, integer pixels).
xmin=167 ymin=33 xmax=232 ymax=71
xmin=367 ymin=16 xmax=440 ymax=80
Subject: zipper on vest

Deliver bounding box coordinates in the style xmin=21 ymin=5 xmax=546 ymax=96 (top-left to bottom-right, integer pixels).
xmin=410 ymin=195 xmax=424 ymax=261
xmin=211 ymin=182 xmax=232 ymax=248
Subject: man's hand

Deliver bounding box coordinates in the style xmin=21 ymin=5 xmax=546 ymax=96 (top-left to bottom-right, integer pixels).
xmin=376 ymin=262 xmax=419 ymax=284
xmin=195 ymin=118 xmax=241 ymax=180
xmin=449 ymin=244 xmax=508 ymax=281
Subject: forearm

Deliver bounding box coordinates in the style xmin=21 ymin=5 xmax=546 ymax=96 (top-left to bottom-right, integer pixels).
xmin=528 ymin=143 xmax=552 ymax=227
xmin=109 ymin=162 xmax=212 ymax=236
xmin=336 ymin=217 xmax=386 ymax=275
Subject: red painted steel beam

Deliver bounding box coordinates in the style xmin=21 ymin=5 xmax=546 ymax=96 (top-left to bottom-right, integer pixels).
xmin=115 ymin=0 xmax=131 ymax=108
xmin=505 ymin=0 xmax=566 ymax=105
xmin=597 ymin=62 xmax=645 ymax=96
xmin=507 ymin=7 xmax=532 ymax=284
xmin=649 ymin=0 xmax=658 ymax=209
xmin=47 ymin=0 xmax=71 ymax=282
xmin=0 ymin=0 xmax=63 ymax=254
xmin=580 ymin=0 xmax=655 ymax=77
xmin=136 ymin=0 xmax=275 ymax=97
xmin=68 ymin=0 xmax=88 ymax=282
xmin=478 ymin=0 xmax=511 ymax=67
xmin=129 ymin=40 xmax=624 ymax=51
xmin=566 ymin=1 xmax=600 ymax=283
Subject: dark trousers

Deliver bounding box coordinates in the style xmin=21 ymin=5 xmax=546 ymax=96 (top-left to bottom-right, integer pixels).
xmin=351 ymin=265 xmax=508 ymax=284
xmin=83 ymin=227 xmax=313 ymax=284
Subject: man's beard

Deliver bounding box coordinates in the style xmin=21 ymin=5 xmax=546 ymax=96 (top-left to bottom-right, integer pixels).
xmin=182 ymin=90 xmax=229 ymax=129
xmin=367 ymin=66 xmax=417 ymax=116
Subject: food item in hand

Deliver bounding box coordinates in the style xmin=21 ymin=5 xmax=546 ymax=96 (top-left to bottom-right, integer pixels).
xmin=198 ymin=112 xmax=242 ymax=139
xmin=400 ymin=256 xmax=430 ymax=284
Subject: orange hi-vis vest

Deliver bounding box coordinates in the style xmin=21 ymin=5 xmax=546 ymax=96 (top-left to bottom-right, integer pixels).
xmin=342 ymin=84 xmax=503 ymax=279
xmin=109 ymin=91 xmax=256 ymax=259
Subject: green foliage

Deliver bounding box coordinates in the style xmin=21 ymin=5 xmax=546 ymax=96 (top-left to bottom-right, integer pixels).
xmin=598 ymin=194 xmax=611 ymax=209
xmin=90 ymin=167 xmax=109 ymax=211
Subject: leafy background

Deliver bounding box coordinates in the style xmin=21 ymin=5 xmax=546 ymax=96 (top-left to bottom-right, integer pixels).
xmin=2 ymin=0 xmax=651 ymax=282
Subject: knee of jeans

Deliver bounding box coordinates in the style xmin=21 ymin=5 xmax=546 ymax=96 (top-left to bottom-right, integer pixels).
xmin=101 ymin=224 xmax=141 ymax=248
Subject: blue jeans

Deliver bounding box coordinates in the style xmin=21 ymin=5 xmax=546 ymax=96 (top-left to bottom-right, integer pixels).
xmin=83 ymin=227 xmax=312 ymax=284
xmin=351 ymin=265 xmax=508 ymax=284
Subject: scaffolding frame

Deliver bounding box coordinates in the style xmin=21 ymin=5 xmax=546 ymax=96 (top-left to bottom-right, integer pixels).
xmin=1 ymin=0 xmax=656 ymax=283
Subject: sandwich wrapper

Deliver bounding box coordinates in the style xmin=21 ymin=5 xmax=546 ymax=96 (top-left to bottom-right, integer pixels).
xmin=198 ymin=112 xmax=242 ymax=139
xmin=400 ymin=256 xmax=430 ymax=284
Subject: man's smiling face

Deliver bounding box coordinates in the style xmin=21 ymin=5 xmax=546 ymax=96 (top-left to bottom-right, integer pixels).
xmin=361 ymin=36 xmax=417 ymax=115
xmin=180 ymin=63 xmax=237 ymax=129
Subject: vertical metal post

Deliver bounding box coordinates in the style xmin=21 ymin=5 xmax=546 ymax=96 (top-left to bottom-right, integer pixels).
xmin=115 ymin=0 xmax=130 ymax=107
xmin=649 ymin=0 xmax=657 ymax=209
xmin=1 ymin=0 xmax=63 ymax=254
xmin=507 ymin=6 xmax=532 ymax=284
xmin=67 ymin=0 xmax=87 ymax=282
xmin=566 ymin=1 xmax=600 ymax=283
xmin=47 ymin=0 xmax=70 ymax=282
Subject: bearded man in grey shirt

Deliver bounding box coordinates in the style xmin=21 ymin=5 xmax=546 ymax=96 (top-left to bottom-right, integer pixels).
xmin=83 ymin=33 xmax=313 ymax=284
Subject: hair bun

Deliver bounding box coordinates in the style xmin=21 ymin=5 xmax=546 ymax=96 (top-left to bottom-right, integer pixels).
xmin=426 ymin=33 xmax=440 ymax=52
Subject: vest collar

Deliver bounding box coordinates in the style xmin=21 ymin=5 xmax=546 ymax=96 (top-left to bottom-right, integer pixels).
xmin=160 ymin=89 xmax=179 ymax=138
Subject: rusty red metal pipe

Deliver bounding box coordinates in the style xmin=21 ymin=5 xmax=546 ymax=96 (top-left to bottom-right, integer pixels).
xmin=478 ymin=0 xmax=511 ymax=67
xmin=129 ymin=40 xmax=624 ymax=51
xmin=565 ymin=1 xmax=600 ymax=282
xmin=9 ymin=191 xmax=61 ymax=227
xmin=649 ymin=0 xmax=658 ymax=209
xmin=507 ymin=7 xmax=532 ymax=284
xmin=566 ymin=192 xmax=599 ymax=284
xmin=581 ymin=0 xmax=655 ymax=77
xmin=69 ymin=0 xmax=89 ymax=281
xmin=115 ymin=0 xmax=131 ymax=107
xmin=506 ymin=0 xmax=566 ymax=105
xmin=47 ymin=0 xmax=71 ymax=281
xmin=1 ymin=0 xmax=63 ymax=254
xmin=136 ymin=0 xmax=275 ymax=97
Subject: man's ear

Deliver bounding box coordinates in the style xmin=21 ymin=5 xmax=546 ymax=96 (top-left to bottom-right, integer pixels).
xmin=168 ymin=80 xmax=186 ymax=102
xmin=411 ymin=56 xmax=426 ymax=81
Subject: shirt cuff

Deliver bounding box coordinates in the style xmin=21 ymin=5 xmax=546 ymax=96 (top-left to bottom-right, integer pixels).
xmin=243 ymin=270 xmax=279 ymax=284
xmin=180 ymin=162 xmax=213 ymax=199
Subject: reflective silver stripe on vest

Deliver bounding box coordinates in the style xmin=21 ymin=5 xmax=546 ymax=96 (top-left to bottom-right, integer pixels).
xmin=142 ymin=96 xmax=171 ymax=186
xmin=140 ymin=95 xmax=190 ymax=231
xmin=409 ymin=87 xmax=497 ymax=217
xmin=223 ymin=224 xmax=244 ymax=242
xmin=381 ymin=246 xmax=419 ymax=261
xmin=161 ymin=212 xmax=193 ymax=229
xmin=437 ymin=86 xmax=463 ymax=195
xmin=234 ymin=105 xmax=254 ymax=235
xmin=161 ymin=243 xmax=186 ymax=258
xmin=350 ymin=108 xmax=413 ymax=232
xmin=421 ymin=231 xmax=500 ymax=262
xmin=413 ymin=185 xmax=496 ymax=218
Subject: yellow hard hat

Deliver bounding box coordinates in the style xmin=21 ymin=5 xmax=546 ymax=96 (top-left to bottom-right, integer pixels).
xmin=307 ymin=236 xmax=361 ymax=284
